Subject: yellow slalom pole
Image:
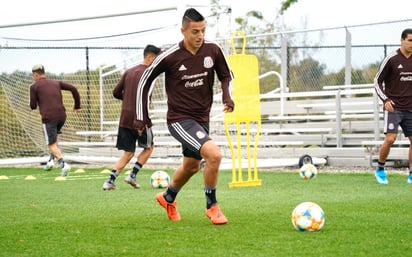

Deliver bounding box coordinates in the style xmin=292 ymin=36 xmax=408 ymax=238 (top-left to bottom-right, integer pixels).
xmin=236 ymin=122 xmax=243 ymax=182
xmin=226 ymin=30 xmax=262 ymax=187
xmin=224 ymin=122 xmax=237 ymax=184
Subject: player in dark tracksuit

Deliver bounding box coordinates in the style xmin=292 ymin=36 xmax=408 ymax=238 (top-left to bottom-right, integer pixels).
xmin=29 ymin=64 xmax=81 ymax=176
xmin=373 ymin=28 xmax=412 ymax=184
xmin=102 ymin=44 xmax=161 ymax=190
xmin=135 ymin=8 xmax=234 ymax=224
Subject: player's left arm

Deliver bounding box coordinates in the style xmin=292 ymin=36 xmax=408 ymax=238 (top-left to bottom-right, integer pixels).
xmin=214 ymin=47 xmax=234 ymax=112
xmin=60 ymin=82 xmax=81 ymax=110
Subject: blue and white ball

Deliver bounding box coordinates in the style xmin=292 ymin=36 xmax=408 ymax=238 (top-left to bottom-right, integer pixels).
xmin=292 ymin=202 xmax=325 ymax=232
xmin=150 ymin=170 xmax=170 ymax=189
xmin=299 ymin=163 xmax=318 ymax=179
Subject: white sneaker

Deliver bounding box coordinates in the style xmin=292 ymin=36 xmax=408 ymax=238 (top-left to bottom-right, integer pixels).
xmin=61 ymin=163 xmax=71 ymax=177
xmin=124 ymin=174 xmax=140 ymax=188
xmin=44 ymin=159 xmax=54 ymax=171
xmin=102 ymin=181 xmax=116 ymax=190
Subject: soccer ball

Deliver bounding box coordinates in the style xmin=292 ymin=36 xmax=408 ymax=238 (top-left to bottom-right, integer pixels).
xmin=150 ymin=170 xmax=170 ymax=189
xmin=299 ymin=163 xmax=318 ymax=179
xmin=291 ymin=202 xmax=325 ymax=232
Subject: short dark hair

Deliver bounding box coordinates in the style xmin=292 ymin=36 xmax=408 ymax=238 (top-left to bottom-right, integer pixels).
xmin=401 ymin=28 xmax=412 ymax=39
xmin=182 ymin=8 xmax=204 ymax=27
xmin=143 ymin=44 xmax=161 ymax=57
xmin=32 ymin=64 xmax=45 ymax=74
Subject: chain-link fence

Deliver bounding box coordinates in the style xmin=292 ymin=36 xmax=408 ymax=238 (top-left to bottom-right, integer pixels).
xmin=0 ymin=19 xmax=410 ymax=159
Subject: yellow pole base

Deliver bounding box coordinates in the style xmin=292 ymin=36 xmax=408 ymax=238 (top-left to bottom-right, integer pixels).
xmin=228 ymin=179 xmax=262 ymax=188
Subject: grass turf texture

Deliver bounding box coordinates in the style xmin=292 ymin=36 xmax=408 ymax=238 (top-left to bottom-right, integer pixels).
xmin=0 ymin=167 xmax=411 ymax=257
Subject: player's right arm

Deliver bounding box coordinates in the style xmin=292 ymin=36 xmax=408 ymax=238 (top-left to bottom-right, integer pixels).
xmin=374 ymin=53 xmax=396 ymax=112
xmin=113 ymin=73 xmax=126 ymax=100
xmin=135 ymin=54 xmax=167 ymax=129
xmin=374 ymin=53 xmax=394 ymax=104
xmin=29 ymin=83 xmax=38 ymax=110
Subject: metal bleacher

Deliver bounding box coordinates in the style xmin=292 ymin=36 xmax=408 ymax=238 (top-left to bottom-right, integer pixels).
xmin=63 ymin=83 xmax=411 ymax=167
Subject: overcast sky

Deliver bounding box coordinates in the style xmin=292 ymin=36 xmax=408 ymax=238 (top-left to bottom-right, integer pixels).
xmin=1 ymin=0 xmax=410 ymax=41
xmin=1 ymin=0 xmax=411 ymax=27
xmin=0 ymin=0 xmax=410 ymax=73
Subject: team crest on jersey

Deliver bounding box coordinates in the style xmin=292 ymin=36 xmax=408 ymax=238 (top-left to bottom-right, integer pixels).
xmin=196 ymin=130 xmax=206 ymax=139
xmin=203 ymin=56 xmax=213 ymax=68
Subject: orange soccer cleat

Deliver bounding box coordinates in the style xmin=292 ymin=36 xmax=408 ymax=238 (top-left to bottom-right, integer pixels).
xmin=205 ymin=205 xmax=228 ymax=225
xmin=156 ymin=192 xmax=181 ymax=221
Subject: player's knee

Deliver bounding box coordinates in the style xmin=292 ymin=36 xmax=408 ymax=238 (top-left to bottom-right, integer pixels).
xmin=124 ymin=151 xmax=135 ymax=159
xmin=205 ymin=150 xmax=222 ymax=166
xmin=146 ymin=145 xmax=154 ymax=153
xmin=189 ymin=166 xmax=200 ymax=174
xmin=184 ymin=160 xmax=201 ymax=174
xmin=201 ymin=141 xmax=222 ymax=162
xmin=385 ymin=137 xmax=397 ymax=145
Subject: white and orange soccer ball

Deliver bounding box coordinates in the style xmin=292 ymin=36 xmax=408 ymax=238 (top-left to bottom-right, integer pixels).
xmin=150 ymin=170 xmax=170 ymax=189
xmin=299 ymin=163 xmax=318 ymax=179
xmin=291 ymin=202 xmax=325 ymax=232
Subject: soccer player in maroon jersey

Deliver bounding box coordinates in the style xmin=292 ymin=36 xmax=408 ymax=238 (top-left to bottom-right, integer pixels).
xmin=135 ymin=8 xmax=234 ymax=225
xmin=102 ymin=44 xmax=161 ymax=190
xmin=29 ymin=64 xmax=81 ymax=176
xmin=374 ymin=28 xmax=412 ymax=184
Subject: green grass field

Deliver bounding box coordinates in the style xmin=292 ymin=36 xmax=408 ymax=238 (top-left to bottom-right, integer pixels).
xmin=0 ymin=166 xmax=411 ymax=257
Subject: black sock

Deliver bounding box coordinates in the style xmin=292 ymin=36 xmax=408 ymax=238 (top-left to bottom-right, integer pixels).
xmin=131 ymin=162 xmax=142 ymax=178
xmin=164 ymin=186 xmax=179 ymax=203
xmin=109 ymin=169 xmax=119 ymax=182
xmin=205 ymin=186 xmax=217 ymax=209
xmin=49 ymin=154 xmax=55 ymax=161
xmin=409 ymin=169 xmax=412 ymax=176
xmin=377 ymin=162 xmax=385 ymax=171
xmin=58 ymin=158 xmax=65 ymax=168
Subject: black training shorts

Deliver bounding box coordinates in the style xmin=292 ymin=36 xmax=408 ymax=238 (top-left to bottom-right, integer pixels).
xmin=42 ymin=120 xmax=65 ymax=145
xmin=383 ymin=110 xmax=412 ymax=136
xmin=168 ymin=119 xmax=211 ymax=160
xmin=116 ymin=127 xmax=153 ymax=152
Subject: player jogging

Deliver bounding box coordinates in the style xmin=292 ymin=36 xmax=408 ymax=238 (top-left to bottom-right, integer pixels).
xmin=373 ymin=28 xmax=412 ymax=184
xmin=29 ymin=64 xmax=81 ymax=176
xmin=102 ymin=44 xmax=161 ymax=190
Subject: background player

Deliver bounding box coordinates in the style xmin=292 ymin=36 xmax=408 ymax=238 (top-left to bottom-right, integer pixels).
xmin=374 ymin=28 xmax=412 ymax=184
xmin=102 ymin=44 xmax=161 ymax=190
xmin=30 ymin=64 xmax=81 ymax=176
